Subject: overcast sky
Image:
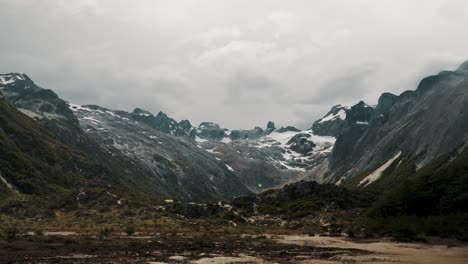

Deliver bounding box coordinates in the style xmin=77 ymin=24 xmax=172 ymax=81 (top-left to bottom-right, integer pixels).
xmin=1 ymin=0 xmax=468 ymax=129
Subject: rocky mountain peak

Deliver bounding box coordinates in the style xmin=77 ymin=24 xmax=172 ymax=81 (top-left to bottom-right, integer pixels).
xmin=311 ymin=105 xmax=348 ymax=137
xmin=0 ymin=73 xmax=30 ymax=86
xmin=266 ymin=121 xmax=276 ymax=131
xmin=376 ymin=92 xmax=398 ymax=113
xmin=457 ymin=60 xmax=468 ymax=72
xmin=133 ymin=108 xmax=153 ymax=116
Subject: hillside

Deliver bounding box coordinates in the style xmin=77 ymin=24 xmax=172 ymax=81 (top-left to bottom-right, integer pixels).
xmin=0 ymin=99 xmax=138 ymax=215
xmin=311 ymin=61 xmax=468 ymax=190
xmin=367 ymin=147 xmax=468 ymax=239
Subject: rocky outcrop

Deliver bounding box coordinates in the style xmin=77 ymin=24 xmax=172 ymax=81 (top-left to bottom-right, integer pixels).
xmin=311 ymin=105 xmax=348 ymax=137
xmin=287 ymin=133 xmax=316 ymax=155
xmin=191 ymin=122 xmax=227 ymax=141
xmin=276 ymin=126 xmax=301 ymax=133
xmin=229 ymin=127 xmax=264 ymax=140
xmin=132 ymin=109 xmax=192 ymax=136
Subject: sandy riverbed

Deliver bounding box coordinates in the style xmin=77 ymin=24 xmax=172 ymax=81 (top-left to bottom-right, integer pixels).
xmin=278 ymin=235 xmax=468 ymax=264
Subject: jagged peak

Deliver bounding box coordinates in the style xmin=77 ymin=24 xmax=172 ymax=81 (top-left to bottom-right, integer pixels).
xmin=179 ymin=119 xmax=192 ymax=127
xmin=351 ymin=101 xmax=375 ymax=109
xmin=155 ymin=111 xmax=170 ymax=119
xmin=266 ymin=121 xmax=276 ymax=131
xmin=198 ymin=122 xmax=221 ymax=129
xmin=133 ymin=108 xmax=153 ymax=116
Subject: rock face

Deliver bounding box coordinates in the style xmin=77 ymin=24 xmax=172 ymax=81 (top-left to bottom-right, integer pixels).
xmin=229 ymin=127 xmax=264 ymax=140
xmin=190 ymin=122 xmax=227 ymax=141
xmin=311 ymin=105 xmax=348 ymax=137
xmin=276 ymin=126 xmax=301 ymax=133
xmin=326 ymin=61 xmax=468 ymax=187
xmin=132 ymin=108 xmax=192 ymax=136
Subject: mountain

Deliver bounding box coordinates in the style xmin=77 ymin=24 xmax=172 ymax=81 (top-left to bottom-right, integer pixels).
xmin=0 ymin=98 xmax=138 ymax=214
xmin=194 ymin=127 xmax=335 ymax=191
xmin=319 ymin=61 xmax=468 ymax=189
xmin=132 ymin=108 xmax=193 ymax=137
xmin=311 ymin=105 xmax=349 ymax=137
xmin=3 ymin=61 xmax=466 ymax=205
xmin=0 ymin=73 xmax=251 ymax=202
xmin=0 ymin=73 xmax=337 ymax=200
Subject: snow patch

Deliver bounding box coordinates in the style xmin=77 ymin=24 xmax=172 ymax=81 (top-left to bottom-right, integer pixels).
xmin=319 ymin=109 xmax=346 ymax=123
xmin=18 ymin=108 xmax=42 ymax=119
xmin=0 ymin=74 xmax=23 ymax=85
xmin=225 ymin=164 xmax=235 ymax=171
xmin=0 ymin=171 xmax=19 ymax=194
xmin=221 ymin=137 xmax=232 ymax=143
xmin=195 ymin=136 xmax=208 ymax=143
xmin=359 ymin=151 xmax=402 ymax=187
xmin=80 ymin=117 xmax=101 ymax=123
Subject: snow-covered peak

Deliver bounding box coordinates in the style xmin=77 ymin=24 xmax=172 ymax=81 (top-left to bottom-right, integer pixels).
xmin=318 ymin=108 xmax=346 ymax=123
xmin=0 ymin=73 xmax=26 ymax=86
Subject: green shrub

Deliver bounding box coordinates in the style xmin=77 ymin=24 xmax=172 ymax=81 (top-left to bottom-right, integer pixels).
xmin=4 ymin=227 xmax=18 ymax=241
xmin=125 ymin=224 xmax=135 ymax=236
xmin=98 ymin=227 xmax=114 ymax=240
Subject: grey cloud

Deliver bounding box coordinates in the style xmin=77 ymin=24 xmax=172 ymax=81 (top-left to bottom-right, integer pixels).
xmin=225 ymin=70 xmax=279 ymax=103
xmin=1 ymin=0 xmax=468 ymax=129
xmin=303 ymin=64 xmax=377 ymax=105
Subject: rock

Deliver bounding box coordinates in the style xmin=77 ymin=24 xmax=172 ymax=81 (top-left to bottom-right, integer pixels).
xmin=286 ymin=133 xmax=316 ymax=155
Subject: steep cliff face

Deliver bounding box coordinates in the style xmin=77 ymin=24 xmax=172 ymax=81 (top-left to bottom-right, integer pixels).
xmin=326 ymin=62 xmax=468 ymax=187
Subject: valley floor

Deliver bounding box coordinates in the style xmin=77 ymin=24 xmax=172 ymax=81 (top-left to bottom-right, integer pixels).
xmin=1 ymin=232 xmax=466 ymax=263
xmin=279 ymin=235 xmax=468 ymax=264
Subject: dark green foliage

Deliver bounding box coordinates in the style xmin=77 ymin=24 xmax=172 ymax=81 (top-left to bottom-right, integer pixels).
xmin=0 ymin=101 xmax=144 ymax=214
xmin=0 ymin=100 xmax=97 ymax=196
xmin=98 ymin=227 xmax=114 ymax=240
xmin=124 ymin=224 xmax=135 ymax=236
xmin=368 ymin=148 xmax=468 ymax=239
xmin=4 ymin=227 xmax=18 ymax=241
xmin=221 ymin=210 xmax=245 ymax=223
xmin=257 ymin=181 xmax=375 ymax=219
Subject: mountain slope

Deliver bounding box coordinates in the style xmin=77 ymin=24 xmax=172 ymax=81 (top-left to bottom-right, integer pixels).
xmin=366 ymin=147 xmax=468 ymax=238
xmin=324 ymin=62 xmax=468 ymax=188
xmin=69 ymin=104 xmax=250 ymax=201
xmin=0 ymin=99 xmax=134 ymax=214
xmin=0 ymin=73 xmax=251 ymax=202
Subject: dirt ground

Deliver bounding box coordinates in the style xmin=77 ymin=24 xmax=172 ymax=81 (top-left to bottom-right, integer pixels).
xmin=0 ymin=233 xmax=467 ymax=263
xmin=278 ymin=235 xmax=468 ymax=264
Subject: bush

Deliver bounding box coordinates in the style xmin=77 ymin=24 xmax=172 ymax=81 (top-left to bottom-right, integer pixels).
xmin=98 ymin=227 xmax=114 ymax=240
xmin=125 ymin=224 xmax=135 ymax=236
xmin=4 ymin=227 xmax=18 ymax=241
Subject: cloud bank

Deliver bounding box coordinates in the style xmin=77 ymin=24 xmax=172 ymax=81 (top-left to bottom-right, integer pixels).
xmin=1 ymin=0 xmax=467 ymax=129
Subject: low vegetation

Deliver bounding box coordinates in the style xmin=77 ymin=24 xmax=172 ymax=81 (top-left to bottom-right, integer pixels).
xmin=367 ymin=149 xmax=468 ymax=240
